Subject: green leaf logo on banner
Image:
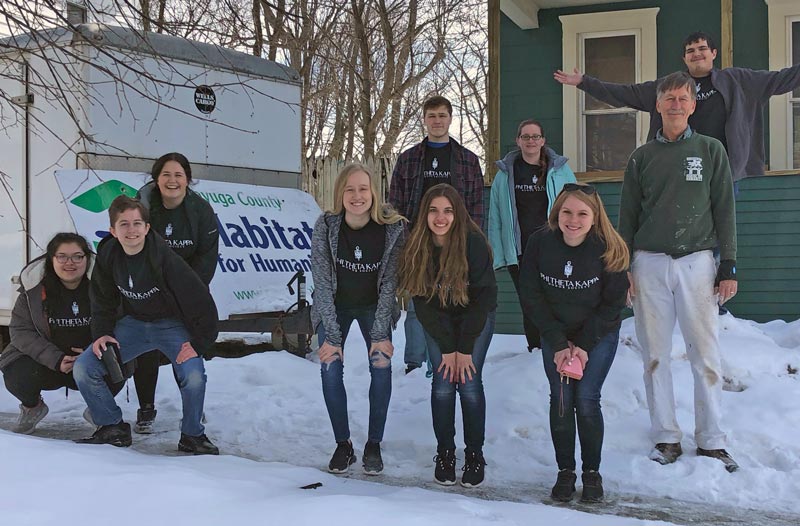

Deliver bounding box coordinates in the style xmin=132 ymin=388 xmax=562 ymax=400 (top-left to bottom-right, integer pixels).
xmin=70 ymin=180 xmax=139 ymax=213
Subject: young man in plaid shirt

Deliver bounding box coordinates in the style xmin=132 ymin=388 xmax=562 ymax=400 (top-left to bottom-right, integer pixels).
xmin=389 ymin=95 xmax=484 ymax=374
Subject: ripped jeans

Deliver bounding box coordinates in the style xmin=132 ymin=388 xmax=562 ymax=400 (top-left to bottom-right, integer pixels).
xmin=317 ymin=304 xmax=392 ymax=444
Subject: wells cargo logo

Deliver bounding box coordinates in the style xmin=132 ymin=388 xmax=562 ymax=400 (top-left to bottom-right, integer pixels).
xmin=70 ymin=180 xmax=139 ymax=246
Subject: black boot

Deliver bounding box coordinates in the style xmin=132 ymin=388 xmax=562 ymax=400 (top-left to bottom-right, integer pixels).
xmin=550 ymin=469 xmax=577 ymax=502
xmin=581 ymin=470 xmax=604 ymax=503
xmin=460 ymin=450 xmax=486 ymax=488
xmin=75 ymin=422 xmax=132 ymax=447
xmin=362 ymin=441 xmax=384 ymax=475
xmin=433 ymin=448 xmax=456 ymax=485
xmin=328 ymin=440 xmax=356 ymax=473
xmin=134 ymin=404 xmax=157 ymax=434
xmin=178 ymin=433 xmax=220 ymax=455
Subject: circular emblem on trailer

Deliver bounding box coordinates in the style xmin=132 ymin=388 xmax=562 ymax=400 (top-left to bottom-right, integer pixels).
xmin=194 ymin=85 xmax=216 ymax=114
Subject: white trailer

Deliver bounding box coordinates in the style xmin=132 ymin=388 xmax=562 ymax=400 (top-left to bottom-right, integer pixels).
xmin=0 ymin=24 xmax=306 ymax=345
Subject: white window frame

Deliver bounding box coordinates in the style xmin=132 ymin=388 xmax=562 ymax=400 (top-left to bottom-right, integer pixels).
xmin=559 ymin=8 xmax=659 ymax=171
xmin=579 ymin=29 xmax=640 ymax=172
xmin=766 ymin=0 xmax=800 ymax=170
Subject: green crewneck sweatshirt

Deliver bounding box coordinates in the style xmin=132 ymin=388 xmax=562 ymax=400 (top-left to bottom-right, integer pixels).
xmin=618 ymin=130 xmax=737 ymax=263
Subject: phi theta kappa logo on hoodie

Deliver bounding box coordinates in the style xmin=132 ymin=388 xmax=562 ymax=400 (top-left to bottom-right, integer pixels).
xmin=165 ymin=223 xmax=173 ymax=237
xmin=71 ymin=301 xmax=79 ymax=316
xmin=685 ymin=157 xmax=703 ymax=181
xmin=564 ymin=260 xmax=573 ymax=278
xmin=354 ymin=245 xmax=363 ymax=261
xmin=128 ymin=275 xmax=134 ymax=289
xmin=432 ymin=157 xmax=439 ymax=170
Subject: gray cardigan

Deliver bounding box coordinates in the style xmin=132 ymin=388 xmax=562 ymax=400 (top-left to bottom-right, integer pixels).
xmin=310 ymin=212 xmax=404 ymax=347
xmin=578 ymin=63 xmax=800 ymax=182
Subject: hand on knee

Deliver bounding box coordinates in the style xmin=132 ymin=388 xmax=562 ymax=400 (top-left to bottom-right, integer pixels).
xmin=369 ymin=349 xmax=392 ymax=369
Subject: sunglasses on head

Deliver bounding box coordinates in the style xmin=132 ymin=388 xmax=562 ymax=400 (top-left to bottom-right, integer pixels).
xmin=561 ymin=183 xmax=597 ymax=195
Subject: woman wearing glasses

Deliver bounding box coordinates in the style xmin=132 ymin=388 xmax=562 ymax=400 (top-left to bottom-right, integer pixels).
xmin=0 ymin=233 xmax=123 ymax=434
xmin=132 ymin=152 xmax=219 ymax=434
xmin=488 ymin=119 xmax=576 ymax=351
xmin=519 ymin=184 xmax=629 ymax=503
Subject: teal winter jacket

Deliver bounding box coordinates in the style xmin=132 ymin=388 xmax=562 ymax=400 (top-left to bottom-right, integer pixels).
xmin=488 ymin=147 xmax=576 ymax=269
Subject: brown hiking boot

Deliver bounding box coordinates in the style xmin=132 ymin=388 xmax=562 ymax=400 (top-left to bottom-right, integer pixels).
xmin=697 ymin=448 xmax=739 ymax=473
xmin=649 ymin=442 xmax=683 ymax=465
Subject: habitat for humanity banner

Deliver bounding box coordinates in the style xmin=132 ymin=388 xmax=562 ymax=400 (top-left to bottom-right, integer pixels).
xmin=55 ymin=170 xmax=320 ymax=319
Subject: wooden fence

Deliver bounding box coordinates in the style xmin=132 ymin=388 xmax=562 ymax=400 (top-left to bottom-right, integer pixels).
xmin=302 ymin=156 xmax=397 ymax=211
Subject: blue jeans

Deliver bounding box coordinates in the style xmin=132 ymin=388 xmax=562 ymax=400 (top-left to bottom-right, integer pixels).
xmin=426 ymin=310 xmax=495 ymax=453
xmin=541 ymin=330 xmax=618 ymax=472
xmin=403 ymin=299 xmax=430 ymax=371
xmin=73 ymin=316 xmax=207 ymax=436
xmin=317 ymin=304 xmax=392 ymax=443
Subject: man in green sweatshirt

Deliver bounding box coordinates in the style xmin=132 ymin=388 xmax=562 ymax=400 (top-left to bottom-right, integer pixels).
xmin=619 ymin=71 xmax=739 ymax=473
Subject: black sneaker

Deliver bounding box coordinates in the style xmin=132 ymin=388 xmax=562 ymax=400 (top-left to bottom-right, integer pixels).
xmin=433 ymin=448 xmax=456 ymax=485
xmin=328 ymin=440 xmax=356 ymax=473
xmin=178 ymin=433 xmax=220 ymax=455
xmin=697 ymin=448 xmax=739 ymax=473
xmin=362 ymin=441 xmax=384 ymax=475
xmin=649 ymin=442 xmax=683 ymax=465
xmin=75 ymin=422 xmax=132 ymax=447
xmin=550 ymin=469 xmax=577 ymax=501
xmin=581 ymin=470 xmax=604 ymax=502
xmin=133 ymin=404 xmax=157 ymax=434
xmin=460 ymin=450 xmax=486 ymax=488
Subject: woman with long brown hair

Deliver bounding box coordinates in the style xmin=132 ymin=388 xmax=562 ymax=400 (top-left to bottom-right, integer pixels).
xmin=399 ymin=183 xmax=497 ymax=488
xmin=519 ymin=183 xmax=629 ymax=504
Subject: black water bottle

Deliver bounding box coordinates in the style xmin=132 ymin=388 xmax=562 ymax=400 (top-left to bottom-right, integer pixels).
xmin=101 ymin=343 xmax=125 ymax=384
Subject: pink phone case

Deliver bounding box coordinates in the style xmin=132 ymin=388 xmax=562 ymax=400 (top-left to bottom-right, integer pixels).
xmin=558 ymin=358 xmax=584 ymax=381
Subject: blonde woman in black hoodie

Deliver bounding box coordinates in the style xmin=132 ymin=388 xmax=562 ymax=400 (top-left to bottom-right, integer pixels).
xmin=520 ymin=183 xmax=629 ymax=503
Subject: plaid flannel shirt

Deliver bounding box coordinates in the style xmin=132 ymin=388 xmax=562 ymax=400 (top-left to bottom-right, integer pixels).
xmin=388 ymin=137 xmax=484 ymax=229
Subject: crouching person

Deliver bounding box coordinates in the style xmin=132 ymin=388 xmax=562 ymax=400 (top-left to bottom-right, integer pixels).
xmin=1 ymin=233 xmax=125 ymax=434
xmin=73 ymin=196 xmax=219 ymax=454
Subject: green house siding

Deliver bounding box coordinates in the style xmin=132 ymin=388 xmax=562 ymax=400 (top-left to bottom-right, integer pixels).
xmin=492 ymin=174 xmax=800 ymax=333
xmin=499 ymin=0 xmax=769 ymax=159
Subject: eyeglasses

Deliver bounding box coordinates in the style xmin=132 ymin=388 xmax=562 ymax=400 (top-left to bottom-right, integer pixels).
xmin=561 ymin=183 xmax=597 ymax=195
xmin=54 ymin=254 xmax=86 ymax=264
xmin=519 ymin=134 xmax=544 ymax=141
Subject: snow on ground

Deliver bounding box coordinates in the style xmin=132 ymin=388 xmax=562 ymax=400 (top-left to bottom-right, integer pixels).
xmin=1 ymin=313 xmax=799 ymax=525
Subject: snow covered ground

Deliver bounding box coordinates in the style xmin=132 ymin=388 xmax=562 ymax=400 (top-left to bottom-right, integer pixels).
xmin=1 ymin=313 xmax=799 ymax=526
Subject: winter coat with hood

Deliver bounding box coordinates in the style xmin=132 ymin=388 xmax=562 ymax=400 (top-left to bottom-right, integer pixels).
xmin=310 ymin=212 xmax=405 ymax=348
xmin=91 ymin=230 xmax=219 ymax=356
xmin=138 ymin=181 xmax=219 ymax=285
xmin=0 ymin=257 xmax=90 ymax=372
xmin=488 ymin=147 xmax=576 ymax=270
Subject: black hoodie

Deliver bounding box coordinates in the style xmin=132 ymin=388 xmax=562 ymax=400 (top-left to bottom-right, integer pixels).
xmin=91 ymin=231 xmax=218 ymax=355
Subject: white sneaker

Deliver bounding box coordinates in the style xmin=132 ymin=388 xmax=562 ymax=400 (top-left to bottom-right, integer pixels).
xmin=13 ymin=398 xmax=49 ymax=434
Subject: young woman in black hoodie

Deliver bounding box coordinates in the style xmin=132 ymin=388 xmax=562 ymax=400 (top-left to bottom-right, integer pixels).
xmin=399 ymin=183 xmax=497 ymax=488
xmin=519 ymin=183 xmax=629 ymax=503
xmin=133 ymin=152 xmax=219 ymax=434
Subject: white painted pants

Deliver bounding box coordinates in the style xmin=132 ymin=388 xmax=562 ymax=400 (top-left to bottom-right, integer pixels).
xmin=631 ymin=250 xmax=726 ymax=449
